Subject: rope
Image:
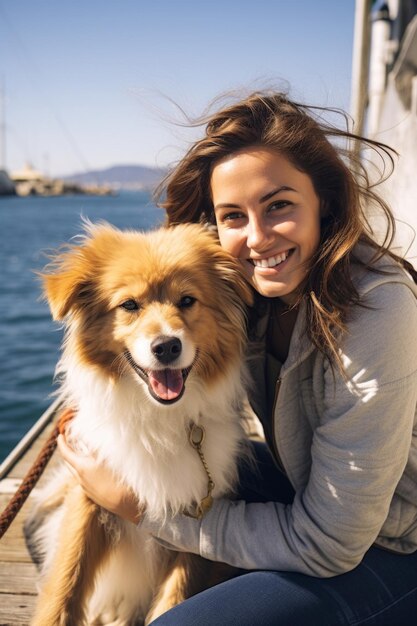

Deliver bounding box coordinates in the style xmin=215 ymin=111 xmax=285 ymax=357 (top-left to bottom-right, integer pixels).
xmin=0 ymin=408 xmax=75 ymax=540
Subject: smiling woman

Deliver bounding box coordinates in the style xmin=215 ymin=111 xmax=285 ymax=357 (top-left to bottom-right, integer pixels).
xmin=211 ymin=147 xmax=321 ymax=302
xmin=57 ymin=92 xmax=417 ymax=625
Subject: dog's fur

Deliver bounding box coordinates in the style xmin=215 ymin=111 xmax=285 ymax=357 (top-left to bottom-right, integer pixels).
xmin=25 ymin=222 xmax=253 ymax=626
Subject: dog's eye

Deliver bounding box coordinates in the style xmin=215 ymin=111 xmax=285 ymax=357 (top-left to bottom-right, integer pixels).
xmin=178 ymin=295 xmax=196 ymax=309
xmin=120 ymin=299 xmax=140 ymax=311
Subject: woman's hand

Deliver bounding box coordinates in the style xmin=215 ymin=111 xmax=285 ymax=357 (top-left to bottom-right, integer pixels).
xmin=57 ymin=434 xmax=144 ymax=524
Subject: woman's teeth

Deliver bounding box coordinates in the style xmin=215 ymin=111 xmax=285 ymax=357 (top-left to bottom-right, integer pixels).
xmin=252 ymin=251 xmax=289 ymax=268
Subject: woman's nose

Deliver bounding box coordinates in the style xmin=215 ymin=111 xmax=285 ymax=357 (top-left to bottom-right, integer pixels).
xmin=246 ymin=216 xmax=273 ymax=250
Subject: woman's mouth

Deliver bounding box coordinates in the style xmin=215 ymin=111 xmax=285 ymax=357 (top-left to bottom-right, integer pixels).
xmin=249 ymin=249 xmax=293 ymax=268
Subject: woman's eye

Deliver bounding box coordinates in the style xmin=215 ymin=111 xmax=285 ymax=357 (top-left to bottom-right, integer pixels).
xmin=120 ymin=299 xmax=139 ymax=311
xmin=269 ymin=200 xmax=291 ymax=212
xmin=178 ymin=295 xmax=196 ymax=309
xmin=221 ymin=211 xmax=245 ymax=222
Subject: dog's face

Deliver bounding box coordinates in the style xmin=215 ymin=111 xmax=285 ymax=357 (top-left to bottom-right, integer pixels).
xmin=42 ymin=223 xmax=253 ymax=405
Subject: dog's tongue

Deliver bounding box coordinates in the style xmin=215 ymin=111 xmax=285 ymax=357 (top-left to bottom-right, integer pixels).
xmin=148 ymin=369 xmax=184 ymax=401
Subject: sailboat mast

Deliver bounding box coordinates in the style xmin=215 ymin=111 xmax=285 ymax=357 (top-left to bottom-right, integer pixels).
xmin=0 ymin=79 xmax=6 ymax=171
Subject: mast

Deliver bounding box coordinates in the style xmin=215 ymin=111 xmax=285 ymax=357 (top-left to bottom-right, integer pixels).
xmin=0 ymin=78 xmax=6 ymax=171
xmin=350 ymin=0 xmax=372 ymax=138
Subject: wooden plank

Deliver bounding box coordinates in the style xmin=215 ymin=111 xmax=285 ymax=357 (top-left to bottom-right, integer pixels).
xmin=0 ymin=593 xmax=36 ymax=625
xmin=0 ymin=561 xmax=37 ymax=595
xmin=0 ymin=503 xmax=38 ymax=623
xmin=0 ymin=479 xmax=22 ymax=495
xmin=8 ymin=423 xmax=59 ymax=481
xmin=0 ymin=506 xmax=34 ymax=564
xmin=0 ymin=404 xmax=64 ymax=625
xmin=0 ymin=398 xmax=61 ymax=480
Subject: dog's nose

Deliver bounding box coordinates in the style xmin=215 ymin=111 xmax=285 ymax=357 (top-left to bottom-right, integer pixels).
xmin=151 ymin=336 xmax=182 ymax=365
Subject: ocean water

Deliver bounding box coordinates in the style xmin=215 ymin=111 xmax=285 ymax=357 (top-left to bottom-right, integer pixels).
xmin=0 ymin=191 xmax=163 ymax=462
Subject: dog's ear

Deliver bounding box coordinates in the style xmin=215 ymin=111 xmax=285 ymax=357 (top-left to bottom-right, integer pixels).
xmin=40 ymin=248 xmax=93 ymax=321
xmin=41 ymin=222 xmax=121 ymax=320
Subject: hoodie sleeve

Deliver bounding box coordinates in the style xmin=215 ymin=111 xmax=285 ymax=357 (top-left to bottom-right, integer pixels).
xmin=140 ymin=280 xmax=417 ymax=576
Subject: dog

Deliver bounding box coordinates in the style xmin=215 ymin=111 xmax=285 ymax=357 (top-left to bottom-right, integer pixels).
xmin=25 ymin=222 xmax=253 ymax=625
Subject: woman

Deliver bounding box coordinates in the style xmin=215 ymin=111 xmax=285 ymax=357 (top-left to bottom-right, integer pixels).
xmin=59 ymin=92 xmax=417 ymax=624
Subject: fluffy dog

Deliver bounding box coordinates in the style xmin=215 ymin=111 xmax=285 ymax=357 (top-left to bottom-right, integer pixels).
xmin=25 ymin=222 xmax=253 ymax=626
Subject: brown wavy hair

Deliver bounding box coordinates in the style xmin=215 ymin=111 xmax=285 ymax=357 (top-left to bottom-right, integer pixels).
xmin=155 ymin=91 xmax=417 ymax=367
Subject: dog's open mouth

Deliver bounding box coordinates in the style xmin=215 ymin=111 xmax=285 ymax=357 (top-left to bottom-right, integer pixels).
xmin=124 ymin=350 xmax=192 ymax=404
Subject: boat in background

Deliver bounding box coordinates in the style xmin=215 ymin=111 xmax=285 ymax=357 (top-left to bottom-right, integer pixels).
xmin=9 ymin=162 xmax=114 ymax=197
xmin=0 ymin=169 xmax=15 ymax=196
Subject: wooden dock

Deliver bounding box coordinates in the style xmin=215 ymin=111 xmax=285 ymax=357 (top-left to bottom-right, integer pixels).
xmin=0 ymin=400 xmax=61 ymax=626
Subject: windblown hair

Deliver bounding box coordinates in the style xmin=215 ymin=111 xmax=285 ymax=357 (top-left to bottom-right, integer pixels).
xmin=155 ymin=91 xmax=417 ymax=368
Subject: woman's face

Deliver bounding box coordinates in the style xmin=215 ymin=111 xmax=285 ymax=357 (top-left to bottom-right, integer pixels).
xmin=211 ymin=147 xmax=321 ymax=303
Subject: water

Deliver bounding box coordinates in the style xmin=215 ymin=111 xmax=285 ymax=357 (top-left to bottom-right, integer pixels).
xmin=0 ymin=192 xmax=163 ymax=462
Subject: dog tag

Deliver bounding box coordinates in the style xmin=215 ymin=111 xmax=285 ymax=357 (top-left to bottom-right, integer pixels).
xmin=183 ymin=494 xmax=213 ymax=520
xmin=189 ymin=423 xmax=205 ymax=448
xmin=197 ymin=494 xmax=213 ymax=517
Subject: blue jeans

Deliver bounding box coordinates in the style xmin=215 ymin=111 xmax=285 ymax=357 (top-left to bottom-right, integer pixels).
xmin=149 ymin=442 xmax=417 ymax=625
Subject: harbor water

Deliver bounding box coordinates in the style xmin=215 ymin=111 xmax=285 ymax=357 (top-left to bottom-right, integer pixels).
xmin=0 ymin=192 xmax=163 ymax=462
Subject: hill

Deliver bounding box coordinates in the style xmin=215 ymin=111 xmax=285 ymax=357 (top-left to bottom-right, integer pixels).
xmin=62 ymin=164 xmax=167 ymax=191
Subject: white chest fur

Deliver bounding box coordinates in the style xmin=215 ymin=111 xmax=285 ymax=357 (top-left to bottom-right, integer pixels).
xmin=62 ymin=360 xmax=246 ymax=520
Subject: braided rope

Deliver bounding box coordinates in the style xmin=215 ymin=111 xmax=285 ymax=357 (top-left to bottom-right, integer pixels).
xmin=0 ymin=408 xmax=75 ymax=540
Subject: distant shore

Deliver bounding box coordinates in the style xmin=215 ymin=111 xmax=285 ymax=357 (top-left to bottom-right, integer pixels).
xmin=1 ymin=163 xmax=166 ymax=198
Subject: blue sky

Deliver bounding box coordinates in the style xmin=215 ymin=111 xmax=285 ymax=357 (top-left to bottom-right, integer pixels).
xmin=1 ymin=1 xmax=355 ymax=177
